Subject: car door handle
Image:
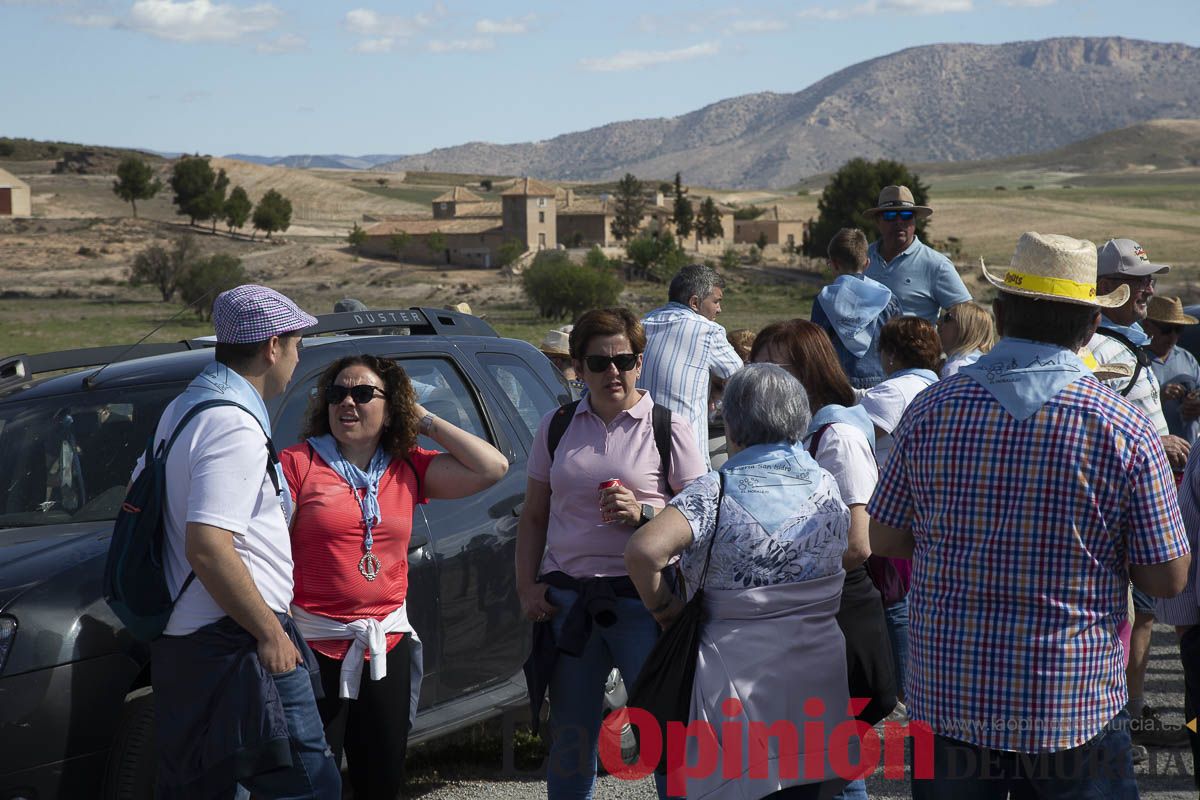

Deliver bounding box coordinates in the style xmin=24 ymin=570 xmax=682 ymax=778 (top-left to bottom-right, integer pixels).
xmin=409 ymin=532 xmax=429 ymax=552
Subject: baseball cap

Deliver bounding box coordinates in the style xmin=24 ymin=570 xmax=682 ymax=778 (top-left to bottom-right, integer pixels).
xmin=213 ymin=284 xmax=317 ymax=344
xmin=1097 ymin=239 xmax=1170 ymax=277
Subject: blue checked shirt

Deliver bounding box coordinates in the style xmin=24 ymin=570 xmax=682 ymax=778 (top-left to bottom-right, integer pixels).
xmin=868 ymin=374 xmax=1189 ymax=753
xmin=638 ymin=302 xmax=744 ymax=467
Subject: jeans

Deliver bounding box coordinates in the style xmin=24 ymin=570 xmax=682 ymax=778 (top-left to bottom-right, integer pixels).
xmin=831 ymin=778 xmax=868 ymax=799
xmin=883 ymin=598 xmax=908 ymax=701
xmin=911 ymin=711 xmax=1137 ymax=799
xmin=237 ymin=664 xmax=342 ymax=800
xmin=545 ymin=585 xmax=667 ymax=800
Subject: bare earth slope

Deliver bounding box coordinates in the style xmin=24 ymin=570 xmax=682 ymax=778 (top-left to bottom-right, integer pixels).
xmin=375 ymin=37 xmax=1200 ymax=188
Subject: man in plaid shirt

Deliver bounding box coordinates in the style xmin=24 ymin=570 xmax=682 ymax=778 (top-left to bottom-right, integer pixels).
xmin=869 ymin=232 xmax=1191 ymax=797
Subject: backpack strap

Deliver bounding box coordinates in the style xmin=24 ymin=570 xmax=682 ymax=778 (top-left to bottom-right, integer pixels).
xmin=547 ymin=400 xmax=581 ymax=464
xmin=806 ymin=423 xmax=832 ymax=459
xmin=1094 ymin=328 xmax=1152 ymax=398
xmin=651 ymin=404 xmax=673 ymax=492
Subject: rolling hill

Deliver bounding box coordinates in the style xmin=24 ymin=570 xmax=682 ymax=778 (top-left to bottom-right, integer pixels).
xmin=372 ymin=37 xmax=1200 ymax=188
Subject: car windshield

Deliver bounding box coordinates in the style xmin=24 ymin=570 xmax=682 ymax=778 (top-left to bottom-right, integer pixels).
xmin=0 ymin=383 xmax=185 ymax=529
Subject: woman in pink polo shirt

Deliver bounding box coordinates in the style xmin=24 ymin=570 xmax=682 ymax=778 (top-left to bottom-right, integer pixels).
xmin=517 ymin=307 xmax=708 ymax=800
xmin=282 ymin=354 xmax=508 ymax=800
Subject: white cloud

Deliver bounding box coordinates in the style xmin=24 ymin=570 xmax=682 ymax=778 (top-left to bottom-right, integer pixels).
xmin=580 ymin=42 xmax=720 ymax=72
xmin=256 ymin=32 xmax=305 ymax=53
xmin=730 ymin=18 xmax=789 ymax=33
xmin=351 ymin=36 xmax=394 ymax=53
xmin=997 ymin=0 xmax=1054 ymax=5
xmin=180 ymin=89 xmax=210 ymax=103
xmin=797 ymin=0 xmax=971 ymax=19
xmin=120 ymin=0 xmax=283 ymax=42
xmin=343 ymin=7 xmax=434 ymax=38
xmin=427 ymin=37 xmax=493 ymax=53
xmin=474 ymin=14 xmax=535 ymax=35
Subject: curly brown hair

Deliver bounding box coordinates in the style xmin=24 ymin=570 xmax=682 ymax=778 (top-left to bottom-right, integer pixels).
xmin=300 ymin=354 xmax=420 ymax=458
xmin=879 ymin=316 xmax=943 ymax=372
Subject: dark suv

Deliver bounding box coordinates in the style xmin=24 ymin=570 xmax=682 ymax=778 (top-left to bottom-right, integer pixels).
xmin=0 ymin=308 xmax=572 ymax=800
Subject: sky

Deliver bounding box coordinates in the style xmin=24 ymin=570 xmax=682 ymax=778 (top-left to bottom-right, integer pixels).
xmin=3 ymin=0 xmax=1198 ymax=158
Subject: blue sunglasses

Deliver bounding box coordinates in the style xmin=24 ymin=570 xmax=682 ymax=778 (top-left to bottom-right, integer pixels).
xmin=880 ymin=210 xmax=915 ymax=222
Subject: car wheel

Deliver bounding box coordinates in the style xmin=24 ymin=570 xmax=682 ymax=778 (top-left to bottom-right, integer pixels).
xmin=103 ymin=687 xmax=156 ymax=800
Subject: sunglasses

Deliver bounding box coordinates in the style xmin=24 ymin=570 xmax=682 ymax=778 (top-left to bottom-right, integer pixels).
xmin=583 ymin=353 xmax=638 ymax=373
xmin=1152 ymin=323 xmax=1183 ymax=335
xmin=325 ymin=384 xmax=387 ymax=405
xmin=1112 ymin=275 xmax=1157 ymax=290
xmin=880 ymin=210 xmax=915 ymax=222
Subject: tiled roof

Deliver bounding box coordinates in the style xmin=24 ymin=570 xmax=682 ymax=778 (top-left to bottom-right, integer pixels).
xmin=366 ymin=218 xmax=502 ymax=236
xmin=763 ymin=205 xmax=807 ymax=222
xmin=501 ymin=176 xmax=557 ymax=197
xmin=432 ymin=186 xmax=484 ymax=203
xmin=557 ymin=197 xmax=611 ymax=215
xmin=452 ymin=201 xmax=502 ymax=218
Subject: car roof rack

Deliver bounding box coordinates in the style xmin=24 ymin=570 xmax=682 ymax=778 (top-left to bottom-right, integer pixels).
xmin=0 ymin=342 xmax=200 ymax=394
xmin=302 ymin=307 xmax=497 ymax=338
xmin=0 ymin=307 xmax=498 ymax=395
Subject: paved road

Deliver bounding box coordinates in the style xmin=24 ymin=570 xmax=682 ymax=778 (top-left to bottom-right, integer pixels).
xmin=405 ymin=624 xmax=1195 ymax=799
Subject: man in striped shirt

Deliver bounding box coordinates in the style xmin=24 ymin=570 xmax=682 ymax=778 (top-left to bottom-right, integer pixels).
xmin=638 ymin=264 xmax=744 ymax=467
xmin=869 ymin=232 xmax=1190 ymax=796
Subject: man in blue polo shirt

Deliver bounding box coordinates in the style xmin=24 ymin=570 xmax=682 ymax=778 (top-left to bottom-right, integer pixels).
xmin=864 ymin=185 xmax=972 ymax=322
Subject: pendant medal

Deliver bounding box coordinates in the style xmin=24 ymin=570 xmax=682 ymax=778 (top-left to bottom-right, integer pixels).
xmin=359 ymin=552 xmax=383 ymax=581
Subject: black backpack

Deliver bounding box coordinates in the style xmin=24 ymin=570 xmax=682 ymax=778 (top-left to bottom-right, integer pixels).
xmin=546 ymin=399 xmax=673 ymax=485
xmin=103 ymin=399 xmax=279 ymax=642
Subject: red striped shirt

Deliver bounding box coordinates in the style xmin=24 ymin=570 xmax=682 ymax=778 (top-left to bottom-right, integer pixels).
xmin=282 ymin=443 xmax=437 ymax=660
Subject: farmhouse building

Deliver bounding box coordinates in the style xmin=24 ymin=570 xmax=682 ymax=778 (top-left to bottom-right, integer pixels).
xmin=361 ymin=175 xmax=741 ymax=267
xmin=733 ymin=205 xmax=808 ymax=250
xmin=0 ymin=168 xmax=32 ymax=217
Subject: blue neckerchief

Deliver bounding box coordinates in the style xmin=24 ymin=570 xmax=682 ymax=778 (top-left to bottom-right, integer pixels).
xmin=720 ymin=441 xmax=826 ymax=533
xmin=960 ymin=337 xmax=1089 ymax=421
xmin=307 ymin=434 xmax=392 ymax=556
xmin=805 ymin=404 xmax=876 ymax=450
xmin=172 ymin=361 xmax=290 ymax=516
xmin=816 ymin=274 xmax=894 ymax=358
xmin=1099 ymin=317 xmax=1150 ymax=347
xmin=889 ymin=367 xmax=939 ymax=386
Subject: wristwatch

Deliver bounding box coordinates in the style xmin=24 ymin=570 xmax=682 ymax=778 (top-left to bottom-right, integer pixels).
xmin=637 ymin=503 xmax=655 ymax=528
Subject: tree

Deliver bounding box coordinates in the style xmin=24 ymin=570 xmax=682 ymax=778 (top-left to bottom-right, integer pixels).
xmin=480 ymin=179 xmax=493 ymax=192
xmin=522 ymin=250 xmax=622 ymax=319
xmin=128 ymin=235 xmax=200 ymax=301
xmin=169 ymin=156 xmax=216 ymax=226
xmin=671 ymin=172 xmax=694 ymax=239
xmin=223 ymin=186 xmax=252 ymax=235
xmin=696 ymin=197 xmax=724 ymax=243
xmin=112 ymin=156 xmax=162 ymax=218
xmin=177 ymin=254 xmax=249 ymax=320
xmin=498 ymin=237 xmax=527 ymax=269
xmin=252 ymin=189 xmax=292 ymax=240
xmin=347 ymin=222 xmax=368 ymax=253
xmin=426 ymin=231 xmax=447 ymax=261
xmin=199 ymin=168 xmax=229 ymax=233
xmin=756 ymin=231 xmax=769 ymax=250
xmin=610 ymin=173 xmax=645 ymax=242
xmin=807 ymin=157 xmax=930 ymax=257
xmin=625 ymin=233 xmax=687 ymax=282
xmin=389 ymin=231 xmax=410 ymax=261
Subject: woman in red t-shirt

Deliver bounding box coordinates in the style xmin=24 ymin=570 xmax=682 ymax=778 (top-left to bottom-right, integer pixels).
xmin=282 ymin=354 xmax=508 ymax=800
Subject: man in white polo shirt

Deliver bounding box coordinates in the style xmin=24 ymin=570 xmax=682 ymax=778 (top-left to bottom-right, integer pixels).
xmin=148 ymin=285 xmax=341 ymax=798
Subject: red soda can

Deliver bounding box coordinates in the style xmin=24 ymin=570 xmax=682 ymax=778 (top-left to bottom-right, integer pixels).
xmin=599 ymin=478 xmax=621 ymax=523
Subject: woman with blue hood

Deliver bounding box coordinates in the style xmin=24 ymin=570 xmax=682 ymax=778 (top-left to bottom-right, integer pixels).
xmin=750 ymin=320 xmax=897 ymax=800
xmin=811 ymin=228 xmax=902 ymax=390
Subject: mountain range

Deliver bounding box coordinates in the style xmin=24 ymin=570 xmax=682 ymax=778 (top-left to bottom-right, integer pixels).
xmin=363 ymin=36 xmax=1199 ymax=188
xmin=223 ymin=153 xmax=405 ymax=170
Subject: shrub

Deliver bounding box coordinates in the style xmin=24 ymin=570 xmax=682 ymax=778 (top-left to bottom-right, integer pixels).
xmin=625 ymin=234 xmax=687 ymax=282
xmin=720 ymin=247 xmax=740 ymax=271
xmin=747 ymin=245 xmax=761 ymax=265
xmin=178 ymin=254 xmax=249 ymax=319
xmin=1019 ymin=184 xmax=1035 ymax=191
xmin=129 ymin=236 xmax=199 ymax=301
xmin=522 ymin=251 xmax=622 ymax=319
xmin=995 ymin=186 xmax=1007 ymax=191
xmin=755 ymin=231 xmax=769 ymax=250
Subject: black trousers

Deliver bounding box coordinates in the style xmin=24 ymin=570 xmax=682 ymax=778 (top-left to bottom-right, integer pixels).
xmin=1180 ymin=625 xmax=1200 ymax=789
xmin=316 ymin=635 xmax=413 ymax=800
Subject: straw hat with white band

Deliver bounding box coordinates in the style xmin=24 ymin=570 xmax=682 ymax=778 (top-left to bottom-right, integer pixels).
xmin=981 ymin=232 xmax=1129 ymax=309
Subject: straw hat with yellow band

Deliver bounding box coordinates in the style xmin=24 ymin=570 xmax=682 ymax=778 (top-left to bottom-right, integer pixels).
xmin=1078 ymin=346 xmax=1135 ymax=382
xmin=981 ymin=232 xmax=1129 ymax=309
